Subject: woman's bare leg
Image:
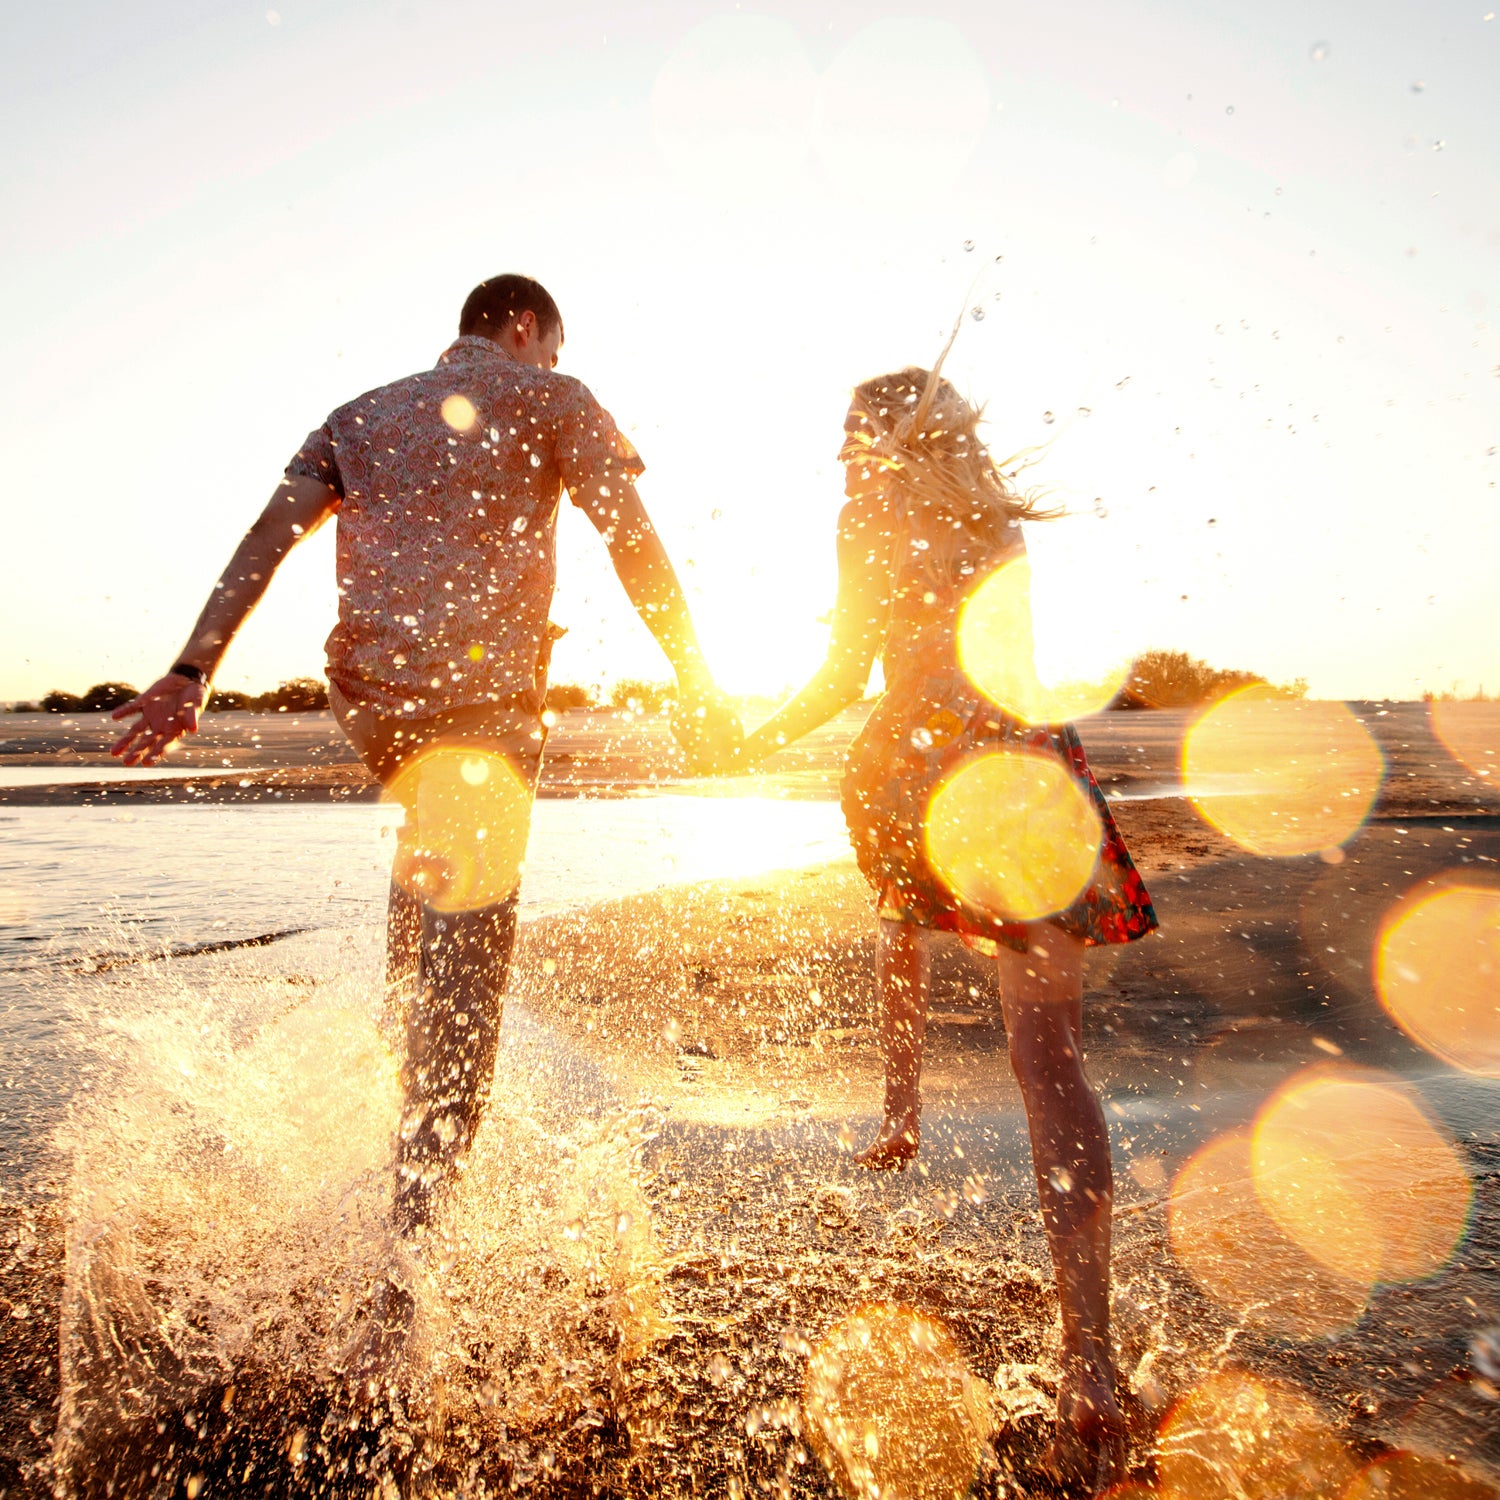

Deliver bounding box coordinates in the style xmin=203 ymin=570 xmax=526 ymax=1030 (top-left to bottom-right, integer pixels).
xmin=855 ymin=919 xmax=930 ymax=1169
xmin=998 ymin=928 xmax=1125 ymax=1490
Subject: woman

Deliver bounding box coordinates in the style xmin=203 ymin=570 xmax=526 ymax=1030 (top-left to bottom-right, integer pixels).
xmin=737 ymin=361 xmax=1157 ymax=1491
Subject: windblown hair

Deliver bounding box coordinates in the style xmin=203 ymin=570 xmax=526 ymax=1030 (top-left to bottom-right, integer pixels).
xmin=849 ymin=348 xmax=1062 ymax=572
xmin=459 ymin=273 xmax=563 ymax=341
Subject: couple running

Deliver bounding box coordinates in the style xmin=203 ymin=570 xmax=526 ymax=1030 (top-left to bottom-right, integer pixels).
xmin=112 ymin=272 xmax=1157 ymax=1492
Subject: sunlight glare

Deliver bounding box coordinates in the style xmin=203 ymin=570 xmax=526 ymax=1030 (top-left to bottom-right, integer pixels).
xmin=924 ymin=748 xmax=1102 ymax=922
xmin=1375 ymin=884 xmax=1500 ymax=1077
xmin=1182 ymin=686 xmax=1384 ymax=856
xmin=1429 ymin=699 xmax=1500 ymax=781
xmin=440 ymin=393 xmax=477 ymax=432
xmin=1156 ymin=1369 xmax=1356 ymax=1500
xmin=1249 ymin=1067 xmax=1472 ymax=1290
xmin=1168 ymin=1128 xmax=1368 ymax=1339
xmin=384 ymin=745 xmax=532 ymax=912
xmin=957 ymin=555 xmax=1129 ymax=722
xmin=803 ymin=1304 xmax=991 ymax=1500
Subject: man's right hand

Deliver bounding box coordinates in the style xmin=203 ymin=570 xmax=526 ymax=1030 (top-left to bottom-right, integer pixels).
xmin=110 ymin=673 xmax=208 ymax=766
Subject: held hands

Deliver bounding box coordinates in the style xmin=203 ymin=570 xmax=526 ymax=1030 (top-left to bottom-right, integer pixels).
xmin=671 ymin=690 xmax=747 ymax=775
xmin=110 ymin=672 xmax=208 ymax=766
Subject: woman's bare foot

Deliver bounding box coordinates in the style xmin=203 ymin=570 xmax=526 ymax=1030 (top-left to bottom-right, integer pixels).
xmin=853 ymin=1111 xmax=920 ymax=1171
xmin=336 ymin=1274 xmax=415 ymax=1396
xmin=1041 ymin=1353 xmax=1128 ymax=1495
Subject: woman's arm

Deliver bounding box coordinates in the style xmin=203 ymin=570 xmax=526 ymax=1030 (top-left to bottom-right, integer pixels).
xmin=740 ymin=498 xmax=893 ymax=765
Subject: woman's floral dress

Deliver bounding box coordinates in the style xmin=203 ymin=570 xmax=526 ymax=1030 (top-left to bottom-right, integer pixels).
xmin=841 ymin=529 xmax=1158 ymax=956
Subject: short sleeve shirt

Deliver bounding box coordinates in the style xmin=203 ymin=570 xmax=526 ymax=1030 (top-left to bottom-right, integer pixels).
xmin=286 ymin=336 xmax=643 ymax=717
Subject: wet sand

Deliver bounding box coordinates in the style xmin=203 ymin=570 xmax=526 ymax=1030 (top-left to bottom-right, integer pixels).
xmin=3 ymin=703 xmax=1499 ymax=1495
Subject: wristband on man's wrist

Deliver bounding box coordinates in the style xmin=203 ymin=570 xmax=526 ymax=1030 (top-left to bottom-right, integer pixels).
xmin=170 ymin=662 xmax=209 ymax=685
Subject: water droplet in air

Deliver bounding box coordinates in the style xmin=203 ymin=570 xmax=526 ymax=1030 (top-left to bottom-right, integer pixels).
xmin=1310 ymin=40 xmax=1330 ymax=62
xmin=1411 ymin=79 xmax=1426 ymax=92
xmin=1042 ymin=410 xmax=1055 ymax=424
xmin=1093 ymin=498 xmax=1109 ymax=519
xmin=1432 ymin=139 xmax=1446 ymax=151
xmin=529 ymin=451 xmax=541 ymax=467
xmin=663 ymin=1017 xmax=683 ymax=1046
xmin=910 ymin=727 xmax=935 ymax=750
xmin=710 ymin=508 xmax=723 ymax=520
xmin=615 ymin=1211 xmax=633 ymax=1237
xmin=962 ymin=239 xmax=975 ymax=252
xmin=1048 ymin=1166 xmax=1076 ymax=1193
xmin=1116 ymin=375 xmax=1133 ymax=389
xmin=563 ymin=1217 xmax=583 ymax=1241
xmin=1472 ymin=1326 xmax=1500 ymax=1381
xmin=1077 ymin=406 xmax=1092 ymax=417
xmin=707 ymin=1351 xmax=733 ymax=1386
xmin=1225 ymin=104 xmax=1235 ymax=115
xmin=970 ymin=305 xmax=986 ymax=321
xmin=836 ymin=1122 xmax=856 ymax=1152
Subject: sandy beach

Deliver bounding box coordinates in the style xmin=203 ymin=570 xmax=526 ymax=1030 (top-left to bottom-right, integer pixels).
xmin=2 ymin=702 xmax=1498 ymax=1496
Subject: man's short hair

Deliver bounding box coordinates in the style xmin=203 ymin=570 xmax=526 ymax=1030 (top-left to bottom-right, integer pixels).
xmin=459 ymin=274 xmax=563 ymax=341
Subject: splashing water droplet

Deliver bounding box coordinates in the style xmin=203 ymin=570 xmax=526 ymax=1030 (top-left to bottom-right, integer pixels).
xmin=1077 ymin=406 xmax=1091 ymax=417
xmin=1225 ymin=104 xmax=1235 ymax=115
xmin=1048 ymin=1166 xmax=1075 ymax=1192
xmin=1092 ymin=498 xmax=1109 ymax=519
xmin=1041 ymin=411 xmax=1055 ymax=424
xmin=663 ymin=1017 xmax=683 ymax=1046
xmin=707 ymin=1351 xmax=733 ymax=1386
xmin=1116 ymin=375 xmax=1133 ymax=389
xmin=962 ymin=239 xmax=975 ymax=252
xmin=562 ymin=1217 xmax=583 ymax=1241
xmin=969 ymin=305 xmax=986 ymax=321
xmin=1472 ymin=1327 xmax=1500 ymax=1381
xmin=1310 ymin=40 xmax=1330 ymax=62
xmin=836 ymin=1122 xmax=856 ymax=1152
xmin=615 ymin=1212 xmax=633 ymax=1238
xmin=1411 ymin=79 xmax=1426 ymax=92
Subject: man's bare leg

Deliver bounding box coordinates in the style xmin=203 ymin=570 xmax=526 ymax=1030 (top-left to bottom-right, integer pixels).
xmin=998 ymin=929 xmax=1125 ymax=1492
xmin=386 ymin=877 xmax=421 ymax=1000
xmin=855 ymin=919 xmax=930 ymax=1170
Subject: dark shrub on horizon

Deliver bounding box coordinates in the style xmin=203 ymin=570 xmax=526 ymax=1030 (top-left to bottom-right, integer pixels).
xmin=545 ymin=682 xmax=596 ymax=713
xmin=1123 ymin=649 xmax=1306 ymax=708
xmin=252 ymin=678 xmax=330 ymax=712
xmin=608 ymin=678 xmax=675 ymax=713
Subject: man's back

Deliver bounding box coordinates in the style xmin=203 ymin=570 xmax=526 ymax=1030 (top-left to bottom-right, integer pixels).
xmin=288 ymin=335 xmax=642 ymax=717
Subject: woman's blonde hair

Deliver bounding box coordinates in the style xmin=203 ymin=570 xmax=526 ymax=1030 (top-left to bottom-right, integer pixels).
xmin=848 ymin=342 xmax=1062 ymax=566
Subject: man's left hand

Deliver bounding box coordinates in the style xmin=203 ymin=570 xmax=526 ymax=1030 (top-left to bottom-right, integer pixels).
xmin=671 ymin=692 xmax=745 ymax=775
xmin=110 ymin=673 xmax=208 ymax=766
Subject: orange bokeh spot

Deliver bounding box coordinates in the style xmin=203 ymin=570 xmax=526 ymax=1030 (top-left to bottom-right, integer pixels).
xmin=1429 ymin=699 xmax=1500 ymax=782
xmin=1343 ymin=1450 xmax=1498 ymax=1500
xmin=1157 ymin=1369 xmax=1355 ymax=1500
xmin=1376 ymin=884 xmax=1500 ymax=1078
xmin=1250 ymin=1067 xmax=1472 ymax=1290
xmin=384 ymin=745 xmax=532 ymax=912
xmin=803 ymin=1304 xmax=991 ymax=1500
xmin=1183 ymin=686 xmax=1384 ymax=857
xmin=924 ymin=749 xmax=1102 ymax=923
xmin=956 ymin=556 xmax=1129 ymax=723
xmin=440 ymin=393 xmax=478 ymax=432
xmin=1168 ymin=1129 xmax=1368 ymax=1339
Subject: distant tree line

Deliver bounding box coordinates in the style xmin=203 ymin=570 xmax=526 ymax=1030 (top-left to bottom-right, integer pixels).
xmin=10 ymin=653 xmax=1316 ymax=716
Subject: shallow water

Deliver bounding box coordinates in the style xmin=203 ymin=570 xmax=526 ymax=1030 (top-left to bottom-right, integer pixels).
xmin=0 ymin=796 xmax=848 ymax=1183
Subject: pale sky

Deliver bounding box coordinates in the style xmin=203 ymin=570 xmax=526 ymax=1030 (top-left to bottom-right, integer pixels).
xmin=3 ymin=0 xmax=1497 ymax=702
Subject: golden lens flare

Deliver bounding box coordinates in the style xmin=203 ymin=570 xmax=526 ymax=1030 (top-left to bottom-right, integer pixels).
xmin=956 ymin=556 xmax=1129 ymax=723
xmin=1156 ymin=1369 xmax=1356 ymax=1500
xmin=1343 ymin=1450 xmax=1499 ymax=1500
xmin=1429 ymin=699 xmax=1500 ymax=782
xmin=924 ymin=749 xmax=1102 ymax=923
xmin=802 ymin=1304 xmax=991 ymax=1500
xmin=440 ymin=393 xmax=478 ymax=432
xmin=384 ymin=746 xmax=532 ymax=912
xmin=1376 ymin=885 xmax=1500 ymax=1078
xmin=1182 ymin=686 xmax=1384 ymax=857
xmin=1168 ymin=1129 xmax=1368 ymax=1339
xmin=1249 ymin=1067 xmax=1472 ymax=1289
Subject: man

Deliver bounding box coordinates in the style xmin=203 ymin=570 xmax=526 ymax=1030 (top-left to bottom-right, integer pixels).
xmin=111 ymin=273 xmax=737 ymax=1327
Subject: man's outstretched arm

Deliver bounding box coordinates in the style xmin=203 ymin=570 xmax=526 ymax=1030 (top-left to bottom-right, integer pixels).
xmin=583 ymin=479 xmax=715 ymax=695
xmin=111 ymin=474 xmax=340 ymax=765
